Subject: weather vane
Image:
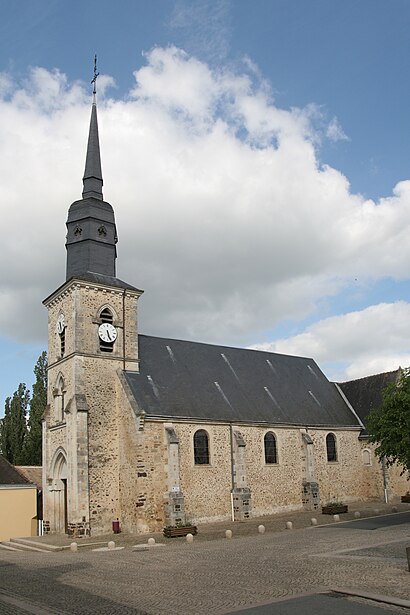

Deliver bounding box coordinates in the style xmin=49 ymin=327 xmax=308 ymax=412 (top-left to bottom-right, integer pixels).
xmin=91 ymin=54 xmax=99 ymax=96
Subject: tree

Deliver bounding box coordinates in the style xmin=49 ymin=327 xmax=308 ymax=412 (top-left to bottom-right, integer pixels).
xmin=0 ymin=397 xmax=12 ymax=460
xmin=368 ymin=369 xmax=410 ymax=474
xmin=23 ymin=352 xmax=47 ymax=465
xmin=0 ymin=352 xmax=48 ymax=466
xmin=8 ymin=383 xmax=30 ymax=465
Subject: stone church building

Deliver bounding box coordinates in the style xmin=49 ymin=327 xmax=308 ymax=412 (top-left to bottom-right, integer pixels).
xmin=42 ymin=92 xmax=408 ymax=537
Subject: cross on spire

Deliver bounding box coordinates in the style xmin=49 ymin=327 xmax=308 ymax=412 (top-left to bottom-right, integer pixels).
xmin=91 ymin=54 xmax=99 ymax=98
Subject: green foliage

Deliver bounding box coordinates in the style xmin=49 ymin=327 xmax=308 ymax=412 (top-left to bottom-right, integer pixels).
xmin=8 ymin=383 xmax=30 ymax=464
xmin=368 ymin=368 xmax=410 ymax=473
xmin=23 ymin=351 xmax=48 ymax=465
xmin=0 ymin=397 xmax=12 ymax=460
xmin=0 ymin=352 xmax=47 ymax=466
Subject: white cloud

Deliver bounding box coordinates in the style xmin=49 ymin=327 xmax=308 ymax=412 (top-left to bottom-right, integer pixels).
xmin=255 ymin=302 xmax=410 ymax=380
xmin=1 ymin=47 xmax=410 ymax=385
xmin=326 ymin=116 xmax=349 ymax=142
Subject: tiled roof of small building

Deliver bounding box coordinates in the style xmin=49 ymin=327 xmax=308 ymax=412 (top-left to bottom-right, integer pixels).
xmin=0 ymin=456 xmax=33 ymax=486
xmin=15 ymin=466 xmax=42 ymax=490
xmin=124 ymin=335 xmax=362 ymax=427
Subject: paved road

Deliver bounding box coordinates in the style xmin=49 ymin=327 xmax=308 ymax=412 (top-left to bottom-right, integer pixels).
xmin=226 ymin=592 xmax=410 ymax=614
xmin=328 ymin=511 xmax=410 ymax=531
xmin=0 ymin=513 xmax=409 ymax=614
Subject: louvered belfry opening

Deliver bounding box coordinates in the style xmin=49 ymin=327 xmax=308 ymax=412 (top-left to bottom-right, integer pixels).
xmin=60 ymin=329 xmax=66 ymax=357
xmin=99 ymin=308 xmax=114 ymax=353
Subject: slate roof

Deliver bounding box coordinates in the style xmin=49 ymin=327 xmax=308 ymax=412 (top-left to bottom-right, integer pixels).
xmin=71 ymin=271 xmax=143 ymax=293
xmin=338 ymin=370 xmax=399 ymax=432
xmin=0 ymin=456 xmax=33 ymax=486
xmin=124 ymin=335 xmax=361 ymax=427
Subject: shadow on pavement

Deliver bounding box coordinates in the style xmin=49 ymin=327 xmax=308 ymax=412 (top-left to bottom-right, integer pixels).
xmin=0 ymin=560 xmax=148 ymax=615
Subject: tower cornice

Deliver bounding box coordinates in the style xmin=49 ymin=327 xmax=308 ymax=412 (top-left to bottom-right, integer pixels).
xmin=43 ymin=274 xmax=143 ymax=308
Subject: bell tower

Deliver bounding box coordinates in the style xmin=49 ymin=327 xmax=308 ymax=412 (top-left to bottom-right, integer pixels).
xmin=42 ymin=58 xmax=143 ymax=536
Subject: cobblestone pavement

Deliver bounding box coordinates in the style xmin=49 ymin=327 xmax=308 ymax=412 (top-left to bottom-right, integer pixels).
xmin=0 ymin=507 xmax=409 ymax=614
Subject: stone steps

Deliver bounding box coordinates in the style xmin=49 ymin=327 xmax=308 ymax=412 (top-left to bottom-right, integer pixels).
xmin=0 ymin=538 xmax=63 ymax=553
xmin=0 ymin=541 xmax=47 ymax=552
xmin=0 ymin=542 xmax=20 ymax=551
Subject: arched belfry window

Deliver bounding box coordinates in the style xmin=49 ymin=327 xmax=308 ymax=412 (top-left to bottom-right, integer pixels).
xmin=99 ymin=307 xmax=115 ymax=353
xmin=60 ymin=328 xmax=66 ymax=357
xmin=326 ymin=433 xmax=337 ymax=462
xmin=56 ymin=313 xmax=66 ymax=357
xmin=100 ymin=308 xmax=113 ymax=324
xmin=264 ymin=432 xmax=278 ymax=464
xmin=194 ymin=430 xmax=209 ymax=465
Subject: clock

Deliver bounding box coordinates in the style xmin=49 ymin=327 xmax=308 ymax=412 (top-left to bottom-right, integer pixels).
xmin=56 ymin=314 xmax=65 ymax=334
xmin=98 ymin=322 xmax=117 ymax=343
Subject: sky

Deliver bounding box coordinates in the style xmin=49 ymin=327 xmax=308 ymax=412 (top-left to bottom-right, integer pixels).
xmin=1 ymin=0 xmax=410 ymax=413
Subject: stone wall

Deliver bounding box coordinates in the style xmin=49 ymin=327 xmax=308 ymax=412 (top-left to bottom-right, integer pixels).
xmin=43 ymin=278 xmax=141 ymax=535
xmin=177 ymin=423 xmax=233 ymax=524
xmin=124 ymin=420 xmax=407 ymax=531
xmin=118 ymin=403 xmax=168 ymax=533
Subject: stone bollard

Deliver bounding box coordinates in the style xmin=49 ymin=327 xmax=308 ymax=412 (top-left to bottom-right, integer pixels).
xmin=286 ymin=521 xmax=293 ymax=530
xmin=225 ymin=530 xmax=232 ymax=539
xmin=147 ymin=537 xmax=155 ymax=546
xmin=406 ymin=546 xmax=410 ymax=572
xmin=70 ymin=542 xmax=78 ymax=552
xmin=354 ymin=511 xmax=361 ymax=518
xmin=258 ymin=525 xmax=265 ymax=534
xmin=186 ymin=533 xmax=194 ymax=544
xmin=311 ymin=518 xmax=317 ymax=526
xmin=108 ymin=541 xmax=115 ymax=550
xmin=333 ymin=514 xmax=340 ymax=522
xmin=392 ymin=506 xmax=398 ymax=513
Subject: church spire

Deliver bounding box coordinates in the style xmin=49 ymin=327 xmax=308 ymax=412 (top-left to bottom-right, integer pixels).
xmin=65 ymin=56 xmax=118 ymax=280
xmin=82 ymin=56 xmax=103 ymax=200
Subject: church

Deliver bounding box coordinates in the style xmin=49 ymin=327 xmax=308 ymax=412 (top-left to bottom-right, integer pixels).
xmin=42 ymin=81 xmax=408 ymax=537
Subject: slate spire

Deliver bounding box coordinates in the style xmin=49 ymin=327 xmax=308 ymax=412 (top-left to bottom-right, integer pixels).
xmin=65 ymin=56 xmax=118 ymax=280
xmin=82 ymin=56 xmax=103 ymax=200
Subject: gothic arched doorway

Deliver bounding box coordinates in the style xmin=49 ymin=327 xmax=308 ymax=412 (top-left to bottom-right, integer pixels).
xmin=50 ymin=449 xmax=68 ymax=533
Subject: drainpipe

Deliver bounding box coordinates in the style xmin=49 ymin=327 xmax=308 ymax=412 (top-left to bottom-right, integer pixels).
xmin=229 ymin=423 xmax=235 ymax=521
xmin=381 ymin=457 xmax=388 ymax=503
xmin=122 ymin=289 xmax=126 ymax=371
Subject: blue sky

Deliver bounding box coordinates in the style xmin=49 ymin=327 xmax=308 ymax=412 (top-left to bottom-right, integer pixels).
xmin=1 ymin=0 xmax=410 ymax=413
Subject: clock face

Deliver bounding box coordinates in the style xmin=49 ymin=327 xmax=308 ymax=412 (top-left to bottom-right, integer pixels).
xmin=56 ymin=314 xmax=65 ymax=334
xmin=98 ymin=322 xmax=117 ymax=343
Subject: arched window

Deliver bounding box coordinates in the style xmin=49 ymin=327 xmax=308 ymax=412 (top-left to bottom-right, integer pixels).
xmin=194 ymin=430 xmax=209 ymax=465
xmin=362 ymin=449 xmax=371 ymax=466
xmin=326 ymin=433 xmax=337 ymax=462
xmin=264 ymin=432 xmax=278 ymax=464
xmin=99 ymin=307 xmax=114 ymax=353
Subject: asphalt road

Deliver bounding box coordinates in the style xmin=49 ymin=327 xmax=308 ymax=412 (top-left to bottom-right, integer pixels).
xmin=227 ymin=592 xmax=410 ymax=614
xmin=327 ymin=511 xmax=410 ymax=531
